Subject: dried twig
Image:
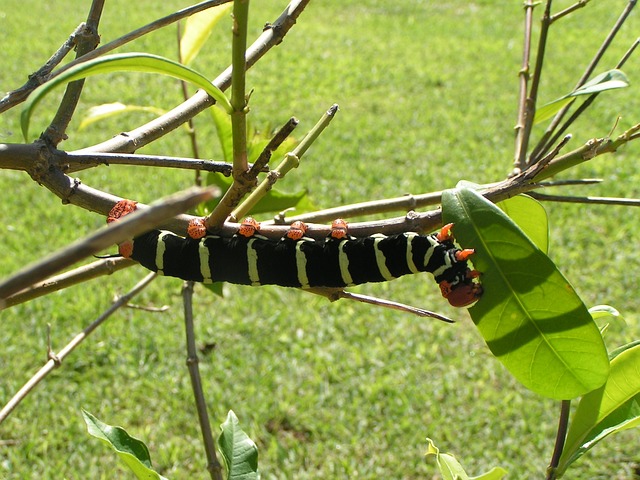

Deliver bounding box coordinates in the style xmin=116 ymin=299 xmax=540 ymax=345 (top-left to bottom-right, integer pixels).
xmin=182 ymin=281 xmax=224 ymax=480
xmin=0 ymin=272 xmax=157 ymax=424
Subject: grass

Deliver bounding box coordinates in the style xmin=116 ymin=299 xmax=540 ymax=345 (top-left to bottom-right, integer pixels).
xmin=1 ymin=0 xmax=640 ymax=478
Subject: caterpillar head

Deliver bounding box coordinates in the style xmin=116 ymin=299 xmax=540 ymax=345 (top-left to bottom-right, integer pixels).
xmin=440 ymin=279 xmax=483 ymax=308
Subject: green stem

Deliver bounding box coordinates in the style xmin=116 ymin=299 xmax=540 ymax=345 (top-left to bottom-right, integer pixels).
xmin=230 ymin=0 xmax=250 ymax=177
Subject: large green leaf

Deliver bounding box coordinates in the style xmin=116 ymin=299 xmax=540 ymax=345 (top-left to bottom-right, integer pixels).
xmin=82 ymin=410 xmax=168 ymax=480
xmin=442 ymin=188 xmax=609 ymax=399
xmin=21 ymin=52 xmax=232 ymax=140
xmin=497 ymin=194 xmax=549 ymax=253
xmin=535 ymin=69 xmax=629 ymax=124
xmin=180 ymin=4 xmax=232 ymax=65
xmin=218 ymin=411 xmax=259 ymax=480
xmin=556 ymin=343 xmax=640 ymax=476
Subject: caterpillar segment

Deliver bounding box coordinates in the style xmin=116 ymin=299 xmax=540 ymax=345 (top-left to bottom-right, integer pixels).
xmin=106 ymin=200 xmax=482 ymax=307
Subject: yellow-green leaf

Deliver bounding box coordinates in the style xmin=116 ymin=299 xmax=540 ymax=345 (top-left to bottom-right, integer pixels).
xmin=180 ymin=4 xmax=232 ymax=65
xmin=21 ymin=52 xmax=231 ymax=140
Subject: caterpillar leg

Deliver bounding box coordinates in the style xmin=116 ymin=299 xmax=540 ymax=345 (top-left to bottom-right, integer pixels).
xmin=330 ymin=219 xmax=349 ymax=239
xmin=286 ymin=220 xmax=308 ymax=240
xmin=238 ymin=217 xmax=260 ymax=237
xmin=187 ymin=218 xmax=207 ymax=239
xmin=106 ymin=199 xmax=139 ymax=258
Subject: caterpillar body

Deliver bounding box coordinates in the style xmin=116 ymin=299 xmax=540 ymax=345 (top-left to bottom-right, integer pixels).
xmin=108 ymin=201 xmax=482 ymax=307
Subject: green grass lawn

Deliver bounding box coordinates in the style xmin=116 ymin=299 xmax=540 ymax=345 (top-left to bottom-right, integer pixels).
xmin=1 ymin=1 xmax=640 ymax=478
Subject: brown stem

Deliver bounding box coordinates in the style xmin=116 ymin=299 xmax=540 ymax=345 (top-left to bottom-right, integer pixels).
xmin=0 ymin=0 xmax=234 ymax=113
xmin=2 ymin=257 xmax=134 ymax=310
xmin=182 ymin=281 xmax=224 ymax=480
xmin=546 ymin=400 xmax=571 ymax=480
xmin=513 ymin=0 xmax=537 ymax=173
xmin=0 ymin=272 xmax=157 ymax=424
xmin=43 ymin=0 xmax=105 ymax=146
xmin=530 ymin=0 xmax=638 ymax=162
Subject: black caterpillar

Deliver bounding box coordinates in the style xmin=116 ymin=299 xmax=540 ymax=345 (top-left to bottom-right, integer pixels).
xmin=108 ymin=201 xmax=482 ymax=307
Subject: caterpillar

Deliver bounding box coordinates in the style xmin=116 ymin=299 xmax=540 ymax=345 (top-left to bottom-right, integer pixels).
xmin=107 ymin=200 xmax=482 ymax=307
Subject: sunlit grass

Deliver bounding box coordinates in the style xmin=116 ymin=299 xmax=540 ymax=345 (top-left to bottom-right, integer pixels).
xmin=1 ymin=1 xmax=639 ymax=478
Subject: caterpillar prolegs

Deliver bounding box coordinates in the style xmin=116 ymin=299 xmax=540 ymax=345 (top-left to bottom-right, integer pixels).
xmin=107 ymin=200 xmax=482 ymax=307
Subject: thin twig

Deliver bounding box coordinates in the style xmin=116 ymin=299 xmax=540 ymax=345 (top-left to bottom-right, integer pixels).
xmin=529 ymin=192 xmax=640 ymax=206
xmin=0 ymin=23 xmax=88 ymax=113
xmin=0 ymin=272 xmax=157 ymax=424
xmin=182 ymin=281 xmax=224 ymax=480
xmin=546 ymin=400 xmax=572 ymax=480
xmin=2 ymin=257 xmax=134 ymax=310
xmin=307 ymin=288 xmax=455 ymax=323
xmin=43 ymin=0 xmax=105 ymax=146
xmin=530 ymin=0 xmax=638 ymax=162
xmin=203 ymin=0 xmax=254 ymax=230
xmin=0 ymin=0 xmax=233 ymax=113
xmin=533 ymin=35 xmax=639 ymax=163
xmin=63 ymin=152 xmax=238 ymax=175
xmin=550 ymin=0 xmax=591 ymax=23
xmin=229 ymin=106 xmax=337 ymax=222
xmin=517 ymin=0 xmax=553 ymax=169
xmin=79 ymin=0 xmax=311 ymax=155
xmin=513 ymin=0 xmax=537 ymax=173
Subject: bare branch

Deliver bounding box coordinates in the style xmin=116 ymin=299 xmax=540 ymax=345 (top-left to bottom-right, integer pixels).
xmin=0 ymin=272 xmax=157 ymax=424
xmin=0 ymin=187 xmax=215 ymax=302
xmin=2 ymin=257 xmax=134 ymax=310
xmin=182 ymin=281 xmax=224 ymax=480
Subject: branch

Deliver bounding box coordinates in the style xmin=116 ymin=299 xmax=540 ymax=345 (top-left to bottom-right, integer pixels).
xmin=43 ymin=0 xmax=104 ymax=146
xmin=75 ymin=0 xmax=311 ymax=156
xmin=0 ymin=0 xmax=234 ymax=113
xmin=513 ymin=0 xmax=537 ymax=172
xmin=530 ymin=0 xmax=638 ymax=162
xmin=228 ymin=105 xmax=338 ymax=223
xmin=0 ymin=186 xmax=215 ymax=302
xmin=182 ymin=282 xmax=224 ymax=480
xmin=2 ymin=257 xmax=134 ymax=310
xmin=0 ymin=272 xmax=157 ymax=424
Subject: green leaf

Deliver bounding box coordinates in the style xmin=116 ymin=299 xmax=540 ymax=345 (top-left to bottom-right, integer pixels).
xmin=442 ymin=188 xmax=609 ymax=400
xmin=218 ymin=410 xmax=259 ymax=480
xmin=425 ymin=438 xmax=507 ymax=480
xmin=589 ymin=304 xmax=623 ymax=324
xmin=22 ymin=52 xmax=232 ymax=140
xmin=210 ymin=104 xmax=234 ymax=164
xmin=180 ymin=4 xmax=232 ymax=65
xmin=82 ymin=410 xmax=168 ymax=480
xmin=557 ymin=343 xmax=640 ymax=476
xmin=497 ymin=194 xmax=549 ymax=253
xmin=572 ymin=69 xmax=630 ymax=96
xmin=78 ymin=102 xmax=167 ymax=130
xmin=535 ymin=69 xmax=629 ymax=124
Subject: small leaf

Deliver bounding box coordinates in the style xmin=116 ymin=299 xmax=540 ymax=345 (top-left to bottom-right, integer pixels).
xmin=572 ymin=69 xmax=630 ymax=96
xmin=78 ymin=102 xmax=166 ymax=130
xmin=82 ymin=410 xmax=168 ymax=480
xmin=535 ymin=69 xmax=629 ymax=124
xmin=425 ymin=438 xmax=507 ymax=480
xmin=442 ymin=188 xmax=609 ymax=399
xmin=535 ymin=97 xmax=576 ymax=125
xmin=557 ymin=343 xmax=640 ymax=475
xmin=180 ymin=4 xmax=232 ymax=65
xmin=589 ymin=305 xmax=623 ymax=324
xmin=22 ymin=52 xmax=232 ymax=140
xmin=498 ymin=194 xmax=549 ymax=253
xmin=218 ymin=410 xmax=259 ymax=480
